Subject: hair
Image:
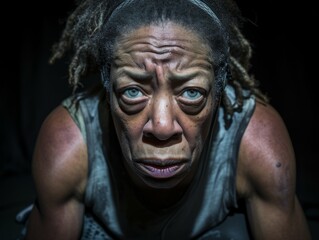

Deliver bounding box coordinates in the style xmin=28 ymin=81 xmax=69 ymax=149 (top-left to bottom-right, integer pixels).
xmin=49 ymin=0 xmax=268 ymax=128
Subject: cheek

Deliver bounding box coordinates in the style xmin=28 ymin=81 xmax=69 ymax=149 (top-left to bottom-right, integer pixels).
xmin=200 ymin=106 xmax=215 ymax=134
xmin=183 ymin=101 xmax=215 ymax=145
xmin=111 ymin=94 xmax=145 ymax=144
xmin=112 ymin=112 xmax=143 ymax=141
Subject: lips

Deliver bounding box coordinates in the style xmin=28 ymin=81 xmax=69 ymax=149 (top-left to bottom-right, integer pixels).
xmin=134 ymin=159 xmax=187 ymax=179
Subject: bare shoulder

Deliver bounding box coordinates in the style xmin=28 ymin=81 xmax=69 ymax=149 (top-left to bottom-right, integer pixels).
xmin=236 ymin=101 xmax=311 ymax=239
xmin=26 ymin=105 xmax=88 ymax=239
xmin=236 ymin=100 xmax=295 ymax=200
xmin=32 ymin=105 xmax=88 ymax=203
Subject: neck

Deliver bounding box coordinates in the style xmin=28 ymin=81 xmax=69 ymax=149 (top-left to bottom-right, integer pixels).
xmin=130 ymin=179 xmax=191 ymax=211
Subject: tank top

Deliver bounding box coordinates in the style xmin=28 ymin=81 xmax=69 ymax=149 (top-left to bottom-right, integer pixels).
xmin=62 ymin=85 xmax=255 ymax=240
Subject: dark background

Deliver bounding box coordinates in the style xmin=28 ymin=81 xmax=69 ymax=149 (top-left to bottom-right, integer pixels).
xmin=0 ymin=1 xmax=318 ymax=239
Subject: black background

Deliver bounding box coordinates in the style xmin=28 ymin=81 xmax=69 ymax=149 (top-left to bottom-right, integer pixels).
xmin=0 ymin=0 xmax=318 ymax=227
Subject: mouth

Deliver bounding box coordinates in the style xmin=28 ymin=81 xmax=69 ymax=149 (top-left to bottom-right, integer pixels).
xmin=134 ymin=159 xmax=188 ymax=179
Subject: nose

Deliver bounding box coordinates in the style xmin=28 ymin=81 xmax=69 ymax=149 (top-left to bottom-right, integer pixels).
xmin=143 ymin=96 xmax=182 ymax=141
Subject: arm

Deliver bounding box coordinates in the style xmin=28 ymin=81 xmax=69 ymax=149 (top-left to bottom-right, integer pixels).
xmin=237 ymin=101 xmax=311 ymax=240
xmin=25 ymin=106 xmax=88 ymax=240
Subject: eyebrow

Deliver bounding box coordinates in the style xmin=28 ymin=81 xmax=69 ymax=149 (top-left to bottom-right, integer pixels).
xmin=120 ymin=67 xmax=153 ymax=82
xmin=169 ymin=70 xmax=199 ymax=81
xmin=118 ymin=66 xmax=211 ymax=85
xmin=168 ymin=68 xmax=211 ymax=84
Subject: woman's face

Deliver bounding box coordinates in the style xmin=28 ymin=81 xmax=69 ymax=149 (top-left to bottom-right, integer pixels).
xmin=109 ymin=22 xmax=217 ymax=189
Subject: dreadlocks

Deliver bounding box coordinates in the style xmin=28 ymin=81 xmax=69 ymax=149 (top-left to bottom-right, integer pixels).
xmin=49 ymin=0 xmax=268 ymax=128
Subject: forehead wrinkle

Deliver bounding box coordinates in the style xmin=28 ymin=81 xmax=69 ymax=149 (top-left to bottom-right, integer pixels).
xmin=117 ymin=26 xmax=208 ymax=54
xmin=119 ymin=36 xmax=191 ymax=55
xmin=113 ymin=52 xmax=140 ymax=69
xmin=114 ymin=46 xmax=213 ymax=77
xmin=114 ymin=23 xmax=213 ymax=72
xmin=119 ymin=42 xmax=211 ymax=67
xmin=116 ymin=22 xmax=210 ymax=50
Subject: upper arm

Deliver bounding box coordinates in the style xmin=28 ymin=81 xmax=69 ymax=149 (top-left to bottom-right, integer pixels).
xmin=25 ymin=105 xmax=88 ymax=240
xmin=237 ymin=101 xmax=311 ymax=240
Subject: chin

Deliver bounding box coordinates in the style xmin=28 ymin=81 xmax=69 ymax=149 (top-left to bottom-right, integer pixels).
xmin=140 ymin=175 xmax=186 ymax=190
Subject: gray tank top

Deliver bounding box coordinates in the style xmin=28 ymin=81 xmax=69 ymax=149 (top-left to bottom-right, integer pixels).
xmin=62 ymin=85 xmax=255 ymax=240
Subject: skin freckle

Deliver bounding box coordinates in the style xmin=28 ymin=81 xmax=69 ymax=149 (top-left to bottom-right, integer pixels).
xmin=276 ymin=162 xmax=282 ymax=168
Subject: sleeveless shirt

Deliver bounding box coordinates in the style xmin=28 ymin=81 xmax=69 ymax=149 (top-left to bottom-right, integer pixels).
xmin=62 ymin=85 xmax=255 ymax=240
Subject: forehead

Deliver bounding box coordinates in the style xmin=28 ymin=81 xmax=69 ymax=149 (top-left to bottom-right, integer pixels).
xmin=114 ymin=22 xmax=211 ymax=59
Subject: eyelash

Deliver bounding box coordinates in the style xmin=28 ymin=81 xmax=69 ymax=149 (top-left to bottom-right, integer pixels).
xmin=122 ymin=87 xmax=144 ymax=99
xmin=178 ymin=87 xmax=206 ymax=103
xmin=117 ymin=85 xmax=207 ymax=115
xmin=181 ymin=89 xmax=203 ymax=100
xmin=120 ymin=87 xmax=205 ymax=99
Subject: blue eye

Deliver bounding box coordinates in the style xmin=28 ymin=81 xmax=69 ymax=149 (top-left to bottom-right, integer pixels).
xmin=123 ymin=88 xmax=143 ymax=98
xmin=181 ymin=89 xmax=202 ymax=100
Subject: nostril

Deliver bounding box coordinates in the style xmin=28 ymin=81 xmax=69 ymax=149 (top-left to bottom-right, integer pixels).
xmin=142 ymin=132 xmax=182 ymax=147
xmin=143 ymin=122 xmax=182 ymax=141
xmin=143 ymin=131 xmax=153 ymax=139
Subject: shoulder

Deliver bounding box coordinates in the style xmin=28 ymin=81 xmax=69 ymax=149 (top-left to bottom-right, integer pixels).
xmin=32 ymin=105 xmax=88 ymax=203
xmin=236 ymin=100 xmax=295 ymax=200
xmin=235 ymin=102 xmax=312 ymax=239
xmin=26 ymin=105 xmax=88 ymax=239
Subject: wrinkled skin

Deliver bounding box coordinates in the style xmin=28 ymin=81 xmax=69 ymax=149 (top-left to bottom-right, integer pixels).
xmin=109 ymin=22 xmax=218 ymax=190
xmin=25 ymin=21 xmax=312 ymax=240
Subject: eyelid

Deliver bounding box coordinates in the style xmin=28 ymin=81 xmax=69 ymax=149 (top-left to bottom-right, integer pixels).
xmin=123 ymin=87 xmax=144 ymax=98
xmin=116 ymin=83 xmax=144 ymax=93
xmin=119 ymin=85 xmax=144 ymax=95
xmin=119 ymin=86 xmax=148 ymax=105
xmin=177 ymin=87 xmax=206 ymax=106
xmin=177 ymin=90 xmax=207 ymax=115
xmin=179 ymin=87 xmax=206 ymax=96
xmin=117 ymin=87 xmax=149 ymax=114
xmin=181 ymin=88 xmax=204 ymax=101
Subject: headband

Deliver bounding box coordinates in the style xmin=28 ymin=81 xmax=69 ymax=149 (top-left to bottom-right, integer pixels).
xmin=102 ymin=0 xmax=229 ymax=90
xmin=188 ymin=0 xmax=222 ymax=26
xmin=108 ymin=0 xmax=222 ymax=26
